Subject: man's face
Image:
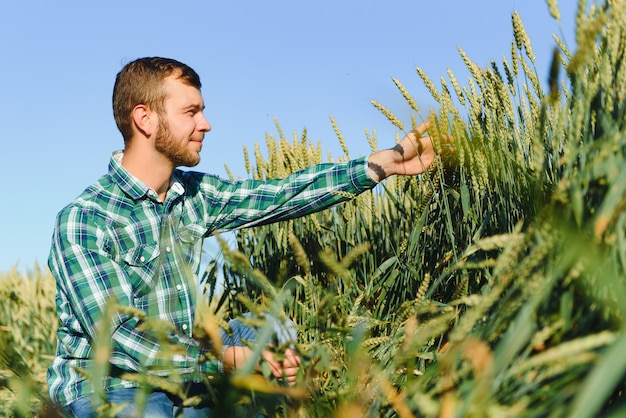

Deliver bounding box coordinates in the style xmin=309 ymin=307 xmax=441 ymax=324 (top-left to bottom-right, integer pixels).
xmin=154 ymin=76 xmax=211 ymax=167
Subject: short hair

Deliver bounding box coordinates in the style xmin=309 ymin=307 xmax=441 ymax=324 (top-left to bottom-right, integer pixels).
xmin=112 ymin=57 xmax=202 ymax=141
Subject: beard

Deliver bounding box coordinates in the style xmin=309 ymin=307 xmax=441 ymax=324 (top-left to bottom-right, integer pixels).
xmin=154 ymin=118 xmax=201 ymax=167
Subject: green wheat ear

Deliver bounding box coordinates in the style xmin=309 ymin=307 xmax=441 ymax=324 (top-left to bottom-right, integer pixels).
xmin=371 ymin=99 xmax=404 ymax=131
xmin=417 ymin=66 xmax=441 ymax=102
xmin=223 ymin=163 xmax=234 ymax=182
xmin=289 ymin=232 xmax=311 ymax=276
xmin=330 ymin=115 xmax=350 ymax=159
xmin=364 ymin=128 xmax=378 ymax=153
xmin=392 ymin=77 xmax=420 ymax=113
xmin=547 ymin=0 xmax=561 ymax=21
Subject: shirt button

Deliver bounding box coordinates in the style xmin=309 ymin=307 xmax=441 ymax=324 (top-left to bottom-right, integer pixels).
xmin=166 ymin=246 xmax=171 ymax=253
xmin=182 ymin=324 xmax=188 ymax=331
xmin=139 ymin=256 xmax=145 ymax=262
xmin=176 ymin=284 xmax=182 ymax=291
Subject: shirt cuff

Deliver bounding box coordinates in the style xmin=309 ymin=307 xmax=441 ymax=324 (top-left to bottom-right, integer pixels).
xmin=358 ymin=155 xmax=380 ymax=186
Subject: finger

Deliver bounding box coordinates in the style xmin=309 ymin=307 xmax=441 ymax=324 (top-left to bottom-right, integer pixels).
xmin=417 ymin=137 xmax=426 ymax=155
xmin=439 ymin=135 xmax=457 ymax=155
xmin=415 ymin=120 xmax=431 ymax=135
xmin=282 ymin=365 xmax=300 ymax=378
xmin=443 ymin=134 xmax=455 ymax=143
xmin=280 ymin=351 xmax=300 ymax=385
xmin=281 ymin=367 xmax=299 ymax=385
xmin=404 ymin=123 xmax=432 ymax=154
xmin=262 ymin=351 xmax=284 ymax=378
xmin=270 ymin=363 xmax=283 ymax=379
xmin=283 ymin=348 xmax=301 ymax=368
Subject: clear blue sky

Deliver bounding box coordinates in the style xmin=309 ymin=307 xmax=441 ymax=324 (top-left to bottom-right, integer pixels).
xmin=0 ymin=1 xmax=578 ymax=273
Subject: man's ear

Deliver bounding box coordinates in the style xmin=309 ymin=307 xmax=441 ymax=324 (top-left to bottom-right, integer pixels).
xmin=131 ymin=104 xmax=156 ymax=137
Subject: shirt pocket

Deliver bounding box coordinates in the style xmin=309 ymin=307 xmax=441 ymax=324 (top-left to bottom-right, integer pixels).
xmin=123 ymin=243 xmax=161 ymax=299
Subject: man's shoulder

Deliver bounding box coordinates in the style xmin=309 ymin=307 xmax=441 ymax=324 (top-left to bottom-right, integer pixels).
xmin=174 ymin=168 xmax=217 ymax=182
xmin=56 ymin=173 xmax=122 ymax=218
xmin=173 ymin=168 xmax=225 ymax=193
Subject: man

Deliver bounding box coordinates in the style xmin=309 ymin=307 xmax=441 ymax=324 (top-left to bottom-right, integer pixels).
xmin=47 ymin=57 xmax=437 ymax=417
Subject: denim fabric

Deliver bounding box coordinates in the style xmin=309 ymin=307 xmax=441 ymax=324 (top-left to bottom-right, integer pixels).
xmin=65 ymin=387 xmax=213 ymax=417
xmin=221 ymin=312 xmax=297 ymax=348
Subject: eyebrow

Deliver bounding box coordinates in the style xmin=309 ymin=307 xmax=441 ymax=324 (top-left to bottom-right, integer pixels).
xmin=184 ymin=103 xmax=205 ymax=112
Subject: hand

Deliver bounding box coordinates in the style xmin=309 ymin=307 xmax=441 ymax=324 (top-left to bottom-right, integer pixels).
xmin=222 ymin=346 xmax=302 ymax=386
xmin=262 ymin=347 xmax=301 ymax=386
xmin=366 ymin=121 xmax=438 ymax=182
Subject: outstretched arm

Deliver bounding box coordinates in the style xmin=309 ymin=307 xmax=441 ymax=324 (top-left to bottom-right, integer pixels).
xmin=366 ymin=121 xmax=436 ymax=182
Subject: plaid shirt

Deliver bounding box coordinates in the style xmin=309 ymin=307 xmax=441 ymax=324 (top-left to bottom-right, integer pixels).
xmin=47 ymin=150 xmax=376 ymax=406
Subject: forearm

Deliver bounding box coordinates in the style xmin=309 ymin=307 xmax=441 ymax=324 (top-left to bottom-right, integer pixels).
xmin=204 ymin=156 xmax=377 ymax=231
xmin=366 ymin=148 xmax=399 ymax=182
xmin=222 ymin=346 xmax=258 ymax=372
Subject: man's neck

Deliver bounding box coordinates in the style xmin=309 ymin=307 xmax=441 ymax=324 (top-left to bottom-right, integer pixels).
xmin=121 ymin=147 xmax=174 ymax=202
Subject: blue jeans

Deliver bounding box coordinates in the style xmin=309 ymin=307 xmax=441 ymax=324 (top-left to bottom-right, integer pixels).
xmin=65 ymin=387 xmax=212 ymax=417
xmin=65 ymin=314 xmax=296 ymax=417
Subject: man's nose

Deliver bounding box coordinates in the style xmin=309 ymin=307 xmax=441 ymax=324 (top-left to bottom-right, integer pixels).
xmin=198 ymin=113 xmax=211 ymax=132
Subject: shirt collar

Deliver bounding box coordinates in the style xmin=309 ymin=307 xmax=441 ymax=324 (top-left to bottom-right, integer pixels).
xmin=109 ymin=150 xmax=153 ymax=201
xmin=109 ymin=150 xmax=186 ymax=202
xmin=169 ymin=171 xmax=186 ymax=196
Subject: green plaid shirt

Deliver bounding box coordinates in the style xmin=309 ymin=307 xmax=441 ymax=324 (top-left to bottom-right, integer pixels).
xmin=47 ymin=150 xmax=376 ymax=406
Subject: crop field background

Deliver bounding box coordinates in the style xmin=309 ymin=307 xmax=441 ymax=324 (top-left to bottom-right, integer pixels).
xmin=2 ymin=1 xmax=626 ymax=416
